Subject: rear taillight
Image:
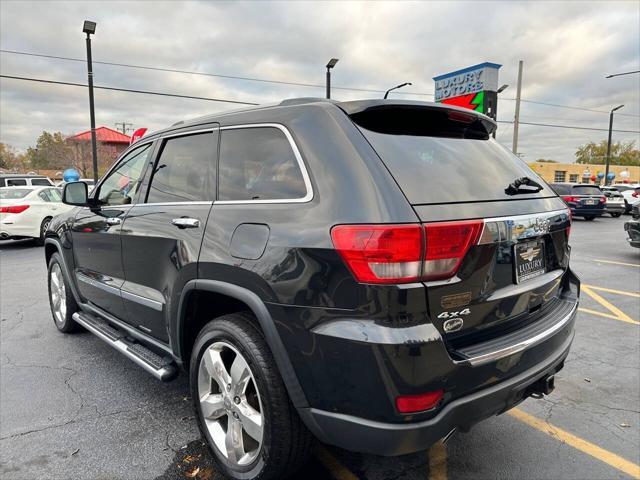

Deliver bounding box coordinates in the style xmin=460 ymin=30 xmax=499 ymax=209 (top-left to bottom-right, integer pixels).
xmin=0 ymin=205 xmax=30 ymax=214
xmin=331 ymin=220 xmax=483 ymax=284
xmin=562 ymin=195 xmax=577 ymax=203
xmin=396 ymin=390 xmax=444 ymax=413
xmin=423 ymin=220 xmax=483 ymax=281
xmin=331 ymin=224 xmax=423 ymax=284
xmin=599 ymin=196 xmax=606 ymax=203
xmin=633 ymin=191 xmax=639 ymax=198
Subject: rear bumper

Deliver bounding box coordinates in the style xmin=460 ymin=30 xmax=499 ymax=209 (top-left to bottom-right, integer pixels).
xmin=569 ymin=207 xmax=604 ymax=217
xmin=605 ymin=203 xmax=625 ymax=213
xmin=301 ymin=327 xmax=572 ymax=456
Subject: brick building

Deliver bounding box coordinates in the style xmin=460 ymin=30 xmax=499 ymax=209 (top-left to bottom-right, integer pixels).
xmin=529 ymin=162 xmax=639 ymax=185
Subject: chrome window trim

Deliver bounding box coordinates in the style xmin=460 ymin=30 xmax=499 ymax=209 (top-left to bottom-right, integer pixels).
xmin=76 ymin=271 xmax=121 ymax=296
xmin=131 ymin=201 xmax=213 ymax=208
xmin=214 ymin=123 xmax=314 ymax=205
xmin=157 ymin=127 xmax=219 ymax=140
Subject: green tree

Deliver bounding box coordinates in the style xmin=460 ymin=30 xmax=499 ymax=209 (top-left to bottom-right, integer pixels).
xmin=25 ymin=131 xmax=72 ymax=169
xmin=575 ymin=140 xmax=640 ymax=166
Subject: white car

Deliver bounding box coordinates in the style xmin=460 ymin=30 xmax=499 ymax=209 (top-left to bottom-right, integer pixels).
xmin=0 ymin=186 xmax=74 ymax=245
xmin=606 ymin=184 xmax=640 ymax=213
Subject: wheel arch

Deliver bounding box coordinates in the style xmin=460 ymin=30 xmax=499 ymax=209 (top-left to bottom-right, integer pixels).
xmin=175 ymin=279 xmax=309 ymax=409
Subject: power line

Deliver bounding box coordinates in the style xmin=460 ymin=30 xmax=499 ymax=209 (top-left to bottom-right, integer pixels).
xmin=4 ymin=48 xmax=640 ymax=117
xmin=0 ymin=74 xmax=259 ymax=105
xmin=2 ymin=73 xmax=640 ymax=135
xmin=497 ymin=120 xmax=640 ymax=134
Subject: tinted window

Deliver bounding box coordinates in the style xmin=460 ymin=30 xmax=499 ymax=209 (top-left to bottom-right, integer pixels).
xmin=31 ymin=178 xmax=52 ymax=186
xmin=550 ymin=184 xmax=570 ymax=195
xmin=98 ymin=144 xmax=151 ymax=206
xmin=359 ymin=128 xmax=555 ymax=204
xmin=6 ymin=179 xmax=27 ymax=186
xmin=0 ymin=188 xmax=31 ymax=199
xmin=572 ymin=185 xmax=602 ymax=196
xmin=218 ymin=127 xmax=307 ymax=201
xmin=147 ymin=133 xmax=216 ymax=203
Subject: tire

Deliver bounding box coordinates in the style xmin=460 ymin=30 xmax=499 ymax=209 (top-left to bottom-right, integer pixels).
xmin=624 ymin=200 xmax=631 ymax=214
xmin=190 ymin=312 xmax=313 ymax=480
xmin=47 ymin=252 xmax=82 ymax=333
xmin=35 ymin=216 xmax=52 ymax=246
xmin=584 ymin=216 xmax=596 ymax=221
xmin=611 ymin=212 xmax=622 ymax=218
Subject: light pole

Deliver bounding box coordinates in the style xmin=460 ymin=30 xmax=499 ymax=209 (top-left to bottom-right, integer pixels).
xmin=605 ymin=104 xmax=624 ymax=185
xmin=326 ymin=58 xmax=339 ymax=99
xmin=491 ymin=84 xmax=509 ymax=138
xmin=384 ymin=82 xmax=412 ymax=99
xmin=83 ymin=20 xmax=99 ymax=184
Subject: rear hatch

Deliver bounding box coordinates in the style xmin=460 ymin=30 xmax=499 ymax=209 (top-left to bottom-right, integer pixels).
xmin=344 ymin=102 xmax=572 ymax=351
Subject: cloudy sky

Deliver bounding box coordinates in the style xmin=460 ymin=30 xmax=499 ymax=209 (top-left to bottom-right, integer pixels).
xmin=1 ymin=0 xmax=639 ymax=163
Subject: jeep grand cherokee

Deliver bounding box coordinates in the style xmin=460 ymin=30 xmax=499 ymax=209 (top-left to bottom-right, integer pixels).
xmin=45 ymin=99 xmax=579 ymax=480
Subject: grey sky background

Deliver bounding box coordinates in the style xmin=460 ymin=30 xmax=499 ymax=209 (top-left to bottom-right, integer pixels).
xmin=1 ymin=0 xmax=639 ymax=163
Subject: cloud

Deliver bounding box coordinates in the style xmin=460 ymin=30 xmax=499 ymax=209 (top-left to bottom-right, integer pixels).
xmin=1 ymin=0 xmax=638 ymax=163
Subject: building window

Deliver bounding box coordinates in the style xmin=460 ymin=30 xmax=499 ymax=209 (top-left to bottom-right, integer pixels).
xmin=569 ymin=174 xmax=579 ymax=183
xmin=554 ymin=171 xmax=566 ymax=182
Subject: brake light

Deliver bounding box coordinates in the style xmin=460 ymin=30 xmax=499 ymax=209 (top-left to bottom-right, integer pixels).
xmin=423 ymin=220 xmax=483 ymax=281
xmin=396 ymin=390 xmax=444 ymax=413
xmin=562 ymin=196 xmax=577 ymax=203
xmin=0 ymin=205 xmax=30 ymax=214
xmin=633 ymin=191 xmax=639 ymax=198
xmin=331 ymin=224 xmax=423 ymax=284
xmin=599 ymin=196 xmax=606 ymax=203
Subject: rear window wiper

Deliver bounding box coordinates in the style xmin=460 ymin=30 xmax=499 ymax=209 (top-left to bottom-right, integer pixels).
xmin=505 ymin=176 xmax=544 ymax=195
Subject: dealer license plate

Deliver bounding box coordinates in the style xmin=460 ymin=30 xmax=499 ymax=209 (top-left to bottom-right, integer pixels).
xmin=514 ymin=240 xmax=546 ymax=283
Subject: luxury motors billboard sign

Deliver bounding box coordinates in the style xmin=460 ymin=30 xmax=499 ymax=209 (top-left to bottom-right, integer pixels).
xmin=433 ymin=62 xmax=501 ymax=116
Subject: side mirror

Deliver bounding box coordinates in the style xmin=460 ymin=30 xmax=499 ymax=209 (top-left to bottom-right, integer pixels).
xmin=62 ymin=181 xmax=89 ymax=206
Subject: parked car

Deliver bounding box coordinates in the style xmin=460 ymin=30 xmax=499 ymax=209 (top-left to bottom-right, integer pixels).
xmin=0 ymin=186 xmax=72 ymax=244
xmin=624 ymin=204 xmax=640 ymax=248
xmin=45 ymin=99 xmax=578 ymax=480
xmin=0 ymin=174 xmax=55 ymax=187
xmin=602 ymin=189 xmax=625 ymax=217
xmin=605 ymin=184 xmax=640 ymax=213
xmin=550 ymin=183 xmax=605 ymax=220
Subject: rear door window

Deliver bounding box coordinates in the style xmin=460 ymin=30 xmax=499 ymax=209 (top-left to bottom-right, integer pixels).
xmin=146 ymin=132 xmax=216 ymax=203
xmin=550 ymin=184 xmax=570 ymax=195
xmin=218 ymin=127 xmax=307 ymax=201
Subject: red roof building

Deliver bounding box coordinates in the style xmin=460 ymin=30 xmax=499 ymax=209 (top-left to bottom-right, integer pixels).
xmin=67 ymin=126 xmax=131 ymax=144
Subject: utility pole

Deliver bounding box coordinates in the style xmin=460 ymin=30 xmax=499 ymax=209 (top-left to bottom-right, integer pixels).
xmin=512 ymin=60 xmax=523 ymax=155
xmin=114 ymin=122 xmax=133 ymax=134
xmin=605 ymin=104 xmax=625 ymax=185
xmin=83 ymin=20 xmax=99 ymax=184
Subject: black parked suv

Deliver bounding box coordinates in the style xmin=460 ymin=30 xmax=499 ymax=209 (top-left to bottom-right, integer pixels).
xmin=550 ymin=182 xmax=605 ymax=220
xmin=46 ymin=99 xmax=579 ymax=480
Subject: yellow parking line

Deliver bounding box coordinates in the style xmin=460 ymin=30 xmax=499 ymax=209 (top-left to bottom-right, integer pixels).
xmin=428 ymin=441 xmax=447 ymax=480
xmin=582 ymin=285 xmax=639 ymax=325
xmin=593 ymin=259 xmax=640 ymax=268
xmin=316 ymin=446 xmax=359 ymax=480
xmin=583 ymin=285 xmax=640 ymax=298
xmin=509 ymin=408 xmax=640 ymax=479
xmin=578 ymin=307 xmax=630 ymax=322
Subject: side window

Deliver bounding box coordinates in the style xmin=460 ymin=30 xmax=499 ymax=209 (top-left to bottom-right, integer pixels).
xmin=48 ymin=188 xmax=62 ymax=202
xmin=146 ymin=132 xmax=216 ymax=203
xmin=31 ymin=178 xmax=52 ymax=186
xmin=97 ymin=144 xmax=152 ymax=206
xmin=38 ymin=191 xmax=52 ymax=202
xmin=218 ymin=127 xmax=307 ymax=201
xmin=7 ymin=179 xmax=27 ymax=186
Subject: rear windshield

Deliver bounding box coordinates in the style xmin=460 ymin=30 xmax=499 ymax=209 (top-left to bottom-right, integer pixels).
xmin=0 ymin=188 xmax=31 ymax=199
xmin=358 ymin=127 xmax=555 ymax=204
xmin=572 ymin=185 xmax=602 ymax=195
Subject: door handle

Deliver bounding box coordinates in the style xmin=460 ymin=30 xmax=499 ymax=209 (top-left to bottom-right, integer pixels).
xmin=171 ymin=218 xmax=200 ymax=229
xmin=106 ymin=217 xmax=122 ymax=226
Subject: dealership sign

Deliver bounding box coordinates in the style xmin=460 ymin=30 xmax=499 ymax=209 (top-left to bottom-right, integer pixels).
xmin=433 ymin=62 xmax=501 ymax=115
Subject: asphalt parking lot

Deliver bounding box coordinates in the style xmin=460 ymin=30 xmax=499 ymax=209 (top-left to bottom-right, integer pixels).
xmin=1 ymin=215 xmax=639 ymax=480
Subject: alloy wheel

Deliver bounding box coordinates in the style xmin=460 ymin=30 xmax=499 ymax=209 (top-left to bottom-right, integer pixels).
xmin=50 ymin=263 xmax=67 ymax=324
xmin=198 ymin=341 xmax=264 ymax=466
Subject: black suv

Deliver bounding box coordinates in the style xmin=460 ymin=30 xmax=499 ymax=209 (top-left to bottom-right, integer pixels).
xmin=45 ymin=99 xmax=578 ymax=480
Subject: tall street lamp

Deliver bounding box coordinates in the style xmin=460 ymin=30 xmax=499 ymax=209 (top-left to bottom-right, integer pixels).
xmin=491 ymin=84 xmax=509 ymax=138
xmin=384 ymin=82 xmax=412 ymax=99
xmin=605 ymin=104 xmax=624 ymax=185
xmin=83 ymin=20 xmax=99 ymax=184
xmin=326 ymin=58 xmax=339 ymax=99
xmin=605 ymin=70 xmax=640 ymax=79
